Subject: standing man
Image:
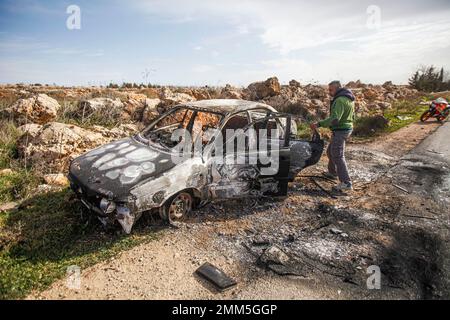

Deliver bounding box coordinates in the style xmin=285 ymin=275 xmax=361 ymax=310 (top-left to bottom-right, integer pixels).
xmin=310 ymin=81 xmax=355 ymax=192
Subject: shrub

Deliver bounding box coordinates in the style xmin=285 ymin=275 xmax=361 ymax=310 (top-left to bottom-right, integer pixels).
xmin=409 ymin=66 xmax=450 ymax=92
xmin=353 ymin=115 xmax=390 ymax=137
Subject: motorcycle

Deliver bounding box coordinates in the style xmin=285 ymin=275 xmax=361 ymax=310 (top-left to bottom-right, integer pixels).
xmin=420 ymin=97 xmax=450 ymax=122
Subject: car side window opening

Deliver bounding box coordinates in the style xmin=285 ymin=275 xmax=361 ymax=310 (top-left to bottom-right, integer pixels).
xmin=221 ymin=112 xmax=249 ymax=135
xmin=220 ymin=112 xmax=251 ymax=154
xmin=221 ymin=111 xmax=291 ymax=156
xmin=190 ymin=111 xmax=222 ymax=146
xmin=249 ymin=110 xmax=286 ymax=145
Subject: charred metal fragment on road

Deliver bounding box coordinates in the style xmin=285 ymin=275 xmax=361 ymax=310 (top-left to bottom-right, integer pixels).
xmin=195 ymin=262 xmax=237 ymax=291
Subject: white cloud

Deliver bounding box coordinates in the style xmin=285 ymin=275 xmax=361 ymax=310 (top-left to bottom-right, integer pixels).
xmin=131 ymin=0 xmax=450 ymax=83
xmin=3 ymin=1 xmax=450 ymax=85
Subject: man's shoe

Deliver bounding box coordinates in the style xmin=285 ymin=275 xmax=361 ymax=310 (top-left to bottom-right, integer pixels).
xmin=332 ymin=182 xmax=353 ymax=192
xmin=322 ymin=172 xmax=338 ymax=180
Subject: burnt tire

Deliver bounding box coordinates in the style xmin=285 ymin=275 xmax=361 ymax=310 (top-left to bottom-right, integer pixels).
xmin=420 ymin=111 xmax=431 ymax=122
xmin=159 ymin=191 xmax=193 ymax=222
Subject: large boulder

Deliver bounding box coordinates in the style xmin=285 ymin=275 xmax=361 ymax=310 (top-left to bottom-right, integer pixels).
xmin=382 ymin=81 xmax=393 ymax=89
xmin=247 ymin=77 xmax=281 ymax=100
xmin=122 ymin=93 xmax=149 ymax=122
xmin=346 ymin=80 xmax=364 ymax=89
xmin=159 ymin=88 xmax=196 ymax=107
xmin=78 ymin=97 xmax=124 ymax=114
xmin=219 ymin=84 xmax=243 ymax=100
xmin=263 ymin=86 xmax=304 ymax=109
xmin=122 ymin=98 xmax=143 ymax=121
xmin=17 ymin=122 xmax=137 ymax=172
xmin=304 ymin=85 xmax=328 ymax=99
xmin=89 ymin=123 xmax=139 ymax=139
xmin=43 ymin=173 xmax=69 ymax=187
xmin=187 ymin=88 xmax=211 ymax=101
xmin=142 ymin=98 xmax=162 ymax=125
xmin=289 ymin=79 xmax=301 ymax=87
xmin=362 ymin=88 xmax=380 ymax=102
xmin=7 ymin=94 xmax=61 ymax=124
xmin=17 ymin=123 xmax=43 ymax=139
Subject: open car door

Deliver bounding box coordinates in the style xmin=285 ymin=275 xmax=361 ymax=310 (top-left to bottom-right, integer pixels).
xmin=207 ymin=112 xmax=304 ymax=199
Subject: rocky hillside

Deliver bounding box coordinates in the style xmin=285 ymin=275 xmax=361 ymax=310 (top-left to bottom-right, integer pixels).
xmin=0 ymin=78 xmax=421 ymax=177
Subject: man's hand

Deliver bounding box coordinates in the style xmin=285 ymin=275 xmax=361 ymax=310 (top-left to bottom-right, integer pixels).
xmin=310 ymin=123 xmax=319 ymax=131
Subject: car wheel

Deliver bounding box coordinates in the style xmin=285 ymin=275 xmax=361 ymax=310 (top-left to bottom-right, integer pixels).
xmin=159 ymin=191 xmax=193 ymax=222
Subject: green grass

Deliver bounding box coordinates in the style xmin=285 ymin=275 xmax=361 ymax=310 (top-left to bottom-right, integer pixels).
xmin=383 ymin=100 xmax=430 ymax=133
xmin=296 ymin=122 xmax=312 ymax=139
xmin=0 ymin=189 xmax=162 ymax=299
xmin=0 ymin=118 xmax=160 ymax=300
xmin=296 ymin=99 xmax=431 ymax=141
xmin=0 ymin=120 xmax=21 ymax=169
xmin=0 ymin=120 xmax=41 ymax=203
xmin=0 ymin=170 xmax=39 ymax=203
xmin=353 ymin=99 xmax=429 ymax=139
xmin=56 ymin=100 xmax=124 ymax=129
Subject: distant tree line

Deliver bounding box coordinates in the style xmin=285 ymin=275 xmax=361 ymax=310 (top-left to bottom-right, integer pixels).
xmin=409 ymin=66 xmax=450 ymax=92
xmin=106 ymin=82 xmax=162 ymax=89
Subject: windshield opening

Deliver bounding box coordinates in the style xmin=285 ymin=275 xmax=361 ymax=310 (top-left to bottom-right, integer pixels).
xmin=140 ymin=107 xmax=223 ymax=150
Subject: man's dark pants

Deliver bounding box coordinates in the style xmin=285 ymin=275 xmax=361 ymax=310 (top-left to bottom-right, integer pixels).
xmin=327 ymin=129 xmax=352 ymax=184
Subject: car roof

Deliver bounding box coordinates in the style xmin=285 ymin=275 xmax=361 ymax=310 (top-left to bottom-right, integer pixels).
xmin=181 ymin=99 xmax=277 ymax=115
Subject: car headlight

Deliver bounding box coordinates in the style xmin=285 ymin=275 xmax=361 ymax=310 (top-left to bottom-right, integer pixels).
xmin=116 ymin=205 xmax=131 ymax=220
xmin=100 ymin=198 xmax=116 ymax=214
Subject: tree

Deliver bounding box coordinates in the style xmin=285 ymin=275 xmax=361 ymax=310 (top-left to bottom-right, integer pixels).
xmin=409 ymin=65 xmax=450 ymax=92
xmin=438 ymin=67 xmax=444 ymax=82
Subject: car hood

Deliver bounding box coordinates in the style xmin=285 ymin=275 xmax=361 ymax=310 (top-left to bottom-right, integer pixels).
xmin=69 ymin=137 xmax=177 ymax=199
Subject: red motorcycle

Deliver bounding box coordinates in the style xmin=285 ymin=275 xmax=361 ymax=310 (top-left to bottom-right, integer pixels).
xmin=420 ymin=98 xmax=449 ymax=122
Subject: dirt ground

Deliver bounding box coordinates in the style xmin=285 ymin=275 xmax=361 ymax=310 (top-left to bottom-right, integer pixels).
xmin=29 ymin=120 xmax=450 ymax=300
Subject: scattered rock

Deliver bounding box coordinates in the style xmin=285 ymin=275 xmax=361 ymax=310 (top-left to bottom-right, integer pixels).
xmin=330 ymin=228 xmax=343 ymax=235
xmin=252 ymin=237 xmax=271 ymax=246
xmin=0 ymin=202 xmax=19 ymax=213
xmin=220 ymin=84 xmax=243 ymax=99
xmin=159 ymin=88 xmax=196 ymax=107
xmin=78 ymin=97 xmax=124 ymax=115
xmin=289 ymin=79 xmax=301 ymax=87
xmin=0 ymin=168 xmax=13 ymax=176
xmin=259 ymin=245 xmax=290 ymax=265
xmin=17 ymin=123 xmax=43 ymax=138
xmin=17 ymin=122 xmax=132 ymax=171
xmin=188 ymin=89 xmax=211 ymax=100
xmin=142 ymin=98 xmax=162 ymax=124
xmin=43 ymin=173 xmax=69 ymax=187
xmin=247 ymin=77 xmax=281 ymax=100
xmin=7 ymin=94 xmax=61 ymax=124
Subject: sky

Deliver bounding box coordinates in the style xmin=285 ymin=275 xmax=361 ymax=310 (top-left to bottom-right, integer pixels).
xmin=0 ymin=0 xmax=449 ymax=86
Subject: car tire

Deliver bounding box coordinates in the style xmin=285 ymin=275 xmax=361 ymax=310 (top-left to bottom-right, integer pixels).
xmin=159 ymin=191 xmax=193 ymax=222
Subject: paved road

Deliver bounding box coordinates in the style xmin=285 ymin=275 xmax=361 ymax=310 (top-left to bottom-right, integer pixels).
xmin=414 ymin=120 xmax=450 ymax=164
xmin=404 ymin=120 xmax=450 ymax=298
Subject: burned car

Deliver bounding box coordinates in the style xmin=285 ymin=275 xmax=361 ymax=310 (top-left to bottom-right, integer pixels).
xmin=68 ymin=99 xmax=324 ymax=233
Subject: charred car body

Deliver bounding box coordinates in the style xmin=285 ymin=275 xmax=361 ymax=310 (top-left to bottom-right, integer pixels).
xmin=68 ymin=99 xmax=324 ymax=233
